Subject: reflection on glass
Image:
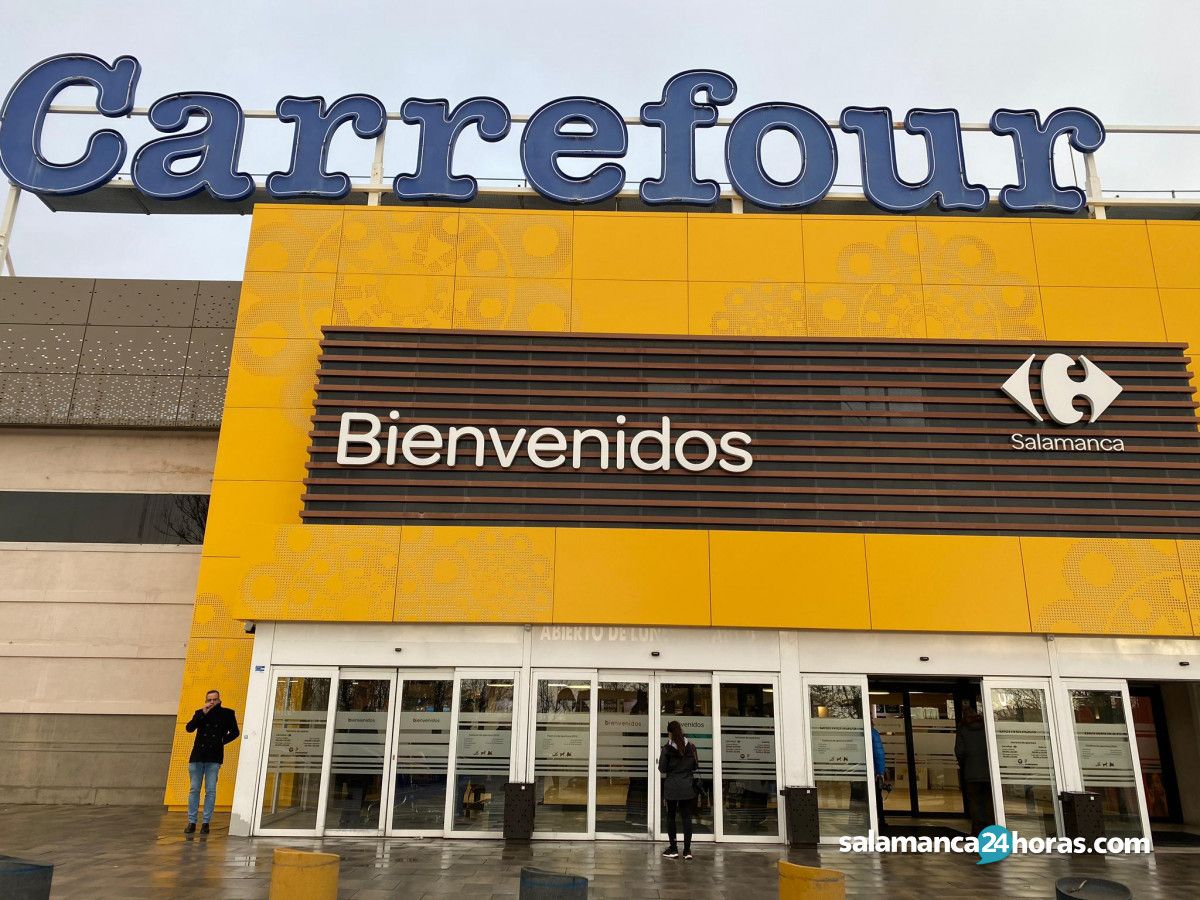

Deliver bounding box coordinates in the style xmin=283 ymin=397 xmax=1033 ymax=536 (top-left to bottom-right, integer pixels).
xmin=453 ymin=679 xmax=514 ymax=832
xmin=720 ymin=683 xmax=778 ymax=837
xmin=871 ymin=691 xmax=909 ymax=813
xmin=907 ymin=690 xmax=965 ymax=817
xmin=259 ymin=676 xmax=331 ymax=830
xmin=989 ymin=687 xmax=1058 ymax=837
xmin=809 ymin=684 xmax=869 ymax=838
xmin=324 ymin=678 xmax=390 ymax=830
xmin=533 ymin=679 xmax=592 ymax=833
xmin=1070 ymin=689 xmax=1143 ymax=839
xmin=1130 ymin=693 xmax=1170 ymax=820
xmin=392 ymin=679 xmax=453 ymax=831
xmin=660 ymin=682 xmax=714 ymax=836
xmin=596 ymin=682 xmax=650 ymax=834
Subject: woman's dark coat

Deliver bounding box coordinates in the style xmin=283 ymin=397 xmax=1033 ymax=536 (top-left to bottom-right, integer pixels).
xmin=658 ymin=739 xmax=699 ymax=801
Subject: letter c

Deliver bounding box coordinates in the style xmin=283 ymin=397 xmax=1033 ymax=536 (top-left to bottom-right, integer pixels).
xmin=0 ymin=53 xmax=141 ymax=195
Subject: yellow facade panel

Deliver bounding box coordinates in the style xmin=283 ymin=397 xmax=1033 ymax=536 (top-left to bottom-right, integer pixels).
xmin=1031 ymin=220 xmax=1156 ymax=288
xmin=687 ymin=214 xmax=804 ymax=283
xmin=245 ymin=206 xmax=343 ymax=274
xmin=916 ymin=218 xmax=1038 ymax=287
xmin=553 ymin=528 xmax=710 ymax=626
xmin=395 ymin=526 xmax=554 ymax=622
xmin=922 ymin=284 xmax=1045 ymax=341
xmin=1158 ymin=288 xmax=1200 ymax=349
xmin=710 ymin=531 xmax=869 ymax=629
xmin=866 ymin=534 xmax=1030 ymax=633
xmin=1176 ymin=540 xmax=1200 ymax=635
xmin=235 ymin=272 xmax=336 ymax=342
xmin=211 ymin=406 xmax=312 ymax=484
xmin=1040 ymin=286 xmax=1166 ymax=342
xmin=688 ymin=282 xmax=806 ymax=336
xmin=573 ymin=212 xmax=687 ymax=281
xmin=1022 ymin=538 xmax=1191 ymax=636
xmin=806 ymin=282 xmax=925 ymax=338
xmin=1148 ymin=223 xmax=1200 ymax=290
xmin=203 ymin=481 xmax=302 ymax=559
xmin=339 ymin=208 xmax=459 ymax=276
xmin=225 ymin=338 xmax=319 ymax=410
xmin=453 ymin=277 xmax=571 ymax=332
xmin=572 ymin=279 xmax=689 ymax=335
xmin=457 ymin=210 xmax=573 ymax=279
xmin=802 ymin=217 xmax=920 ymax=285
xmin=333 ymin=273 xmax=454 ymax=329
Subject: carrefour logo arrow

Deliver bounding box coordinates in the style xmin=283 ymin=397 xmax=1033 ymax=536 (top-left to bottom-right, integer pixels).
xmin=1002 ymin=353 xmax=1123 ymax=425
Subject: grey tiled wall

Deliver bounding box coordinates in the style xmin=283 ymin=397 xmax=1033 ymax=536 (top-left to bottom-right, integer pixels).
xmin=0 ymin=278 xmax=239 ymax=428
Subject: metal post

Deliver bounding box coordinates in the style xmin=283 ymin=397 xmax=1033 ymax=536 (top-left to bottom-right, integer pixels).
xmin=4 ymin=252 xmax=14 ymax=276
xmin=367 ymin=132 xmax=387 ymax=206
xmin=0 ymin=184 xmax=21 ymax=273
xmin=1082 ymin=152 xmax=1106 ymax=220
xmin=730 ymin=195 xmax=744 ymax=214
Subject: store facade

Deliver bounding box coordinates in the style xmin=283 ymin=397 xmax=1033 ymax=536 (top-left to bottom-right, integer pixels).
xmin=159 ymin=205 xmax=1200 ymax=846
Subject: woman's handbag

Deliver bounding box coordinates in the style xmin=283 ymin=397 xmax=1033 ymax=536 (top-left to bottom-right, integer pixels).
xmin=692 ymin=777 xmax=709 ymax=809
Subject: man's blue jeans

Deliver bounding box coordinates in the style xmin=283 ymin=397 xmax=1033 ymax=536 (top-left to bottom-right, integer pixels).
xmin=187 ymin=762 xmax=221 ymax=824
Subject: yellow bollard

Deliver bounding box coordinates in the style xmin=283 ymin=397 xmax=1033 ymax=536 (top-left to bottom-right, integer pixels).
xmin=777 ymin=860 xmax=846 ymax=900
xmin=268 ymin=848 xmax=340 ymax=900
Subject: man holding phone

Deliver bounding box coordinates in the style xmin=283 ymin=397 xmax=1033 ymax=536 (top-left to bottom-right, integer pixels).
xmin=184 ymin=689 xmax=240 ymax=835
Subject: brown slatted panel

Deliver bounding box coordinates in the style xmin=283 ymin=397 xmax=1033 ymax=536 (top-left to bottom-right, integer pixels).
xmin=301 ymin=328 xmax=1200 ymax=538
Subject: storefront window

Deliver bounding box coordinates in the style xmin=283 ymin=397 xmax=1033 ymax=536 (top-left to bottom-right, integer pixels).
xmin=1069 ymin=689 xmax=1143 ymax=839
xmin=259 ymin=676 xmax=331 ymax=831
xmin=452 ymin=679 xmax=514 ymax=832
xmin=719 ymin=683 xmax=778 ymax=837
xmin=809 ymin=684 xmax=870 ymax=838
xmin=533 ymin=678 xmax=592 ymax=834
xmin=989 ymin=687 xmax=1058 ymax=838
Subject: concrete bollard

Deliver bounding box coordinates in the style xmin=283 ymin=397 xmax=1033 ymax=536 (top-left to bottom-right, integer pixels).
xmin=269 ymin=848 xmax=339 ymax=900
xmin=777 ymin=860 xmax=846 ymax=900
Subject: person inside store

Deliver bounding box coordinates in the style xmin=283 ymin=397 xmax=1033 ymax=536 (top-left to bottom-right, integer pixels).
xmin=955 ymin=704 xmax=995 ymax=835
xmin=871 ymin=716 xmax=889 ymax=835
xmin=183 ymin=689 xmax=240 ymax=835
xmin=658 ymin=720 xmax=699 ymax=860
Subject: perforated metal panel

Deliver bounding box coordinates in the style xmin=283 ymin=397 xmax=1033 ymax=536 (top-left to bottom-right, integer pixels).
xmin=0 ymin=324 xmax=85 ymax=373
xmin=79 ymin=326 xmax=191 ymax=375
xmin=89 ymin=279 xmax=199 ymax=326
xmin=0 ymin=277 xmax=94 ymax=324
xmin=69 ymin=374 xmax=185 ymax=427
xmin=193 ymin=282 xmax=240 ymax=328
xmin=178 ymin=376 xmax=227 ymax=428
xmin=185 ymin=329 xmax=234 ymax=377
xmin=0 ymin=373 xmax=75 ymax=423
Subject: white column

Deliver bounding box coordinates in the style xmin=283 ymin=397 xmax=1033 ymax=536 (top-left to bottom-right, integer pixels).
xmin=229 ymin=623 xmax=276 ymax=836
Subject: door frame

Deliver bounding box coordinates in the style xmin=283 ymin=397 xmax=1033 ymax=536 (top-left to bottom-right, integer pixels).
xmin=1059 ymin=678 xmax=1153 ymax=847
xmin=980 ymin=676 xmax=1066 ymax=836
xmin=713 ymin=671 xmax=785 ymax=843
xmin=653 ymin=671 xmax=718 ymax=844
xmin=526 ymin=668 xmax=598 ymax=839
xmin=443 ymin=668 xmax=520 ymax=839
xmin=801 ymin=674 xmax=875 ymax=845
xmin=594 ymin=670 xmax=655 ymax=841
xmin=253 ymin=666 xmax=339 ymax=838
xmin=322 ymin=668 xmax=398 ymax=837
xmin=383 ymin=668 xmax=455 ymax=838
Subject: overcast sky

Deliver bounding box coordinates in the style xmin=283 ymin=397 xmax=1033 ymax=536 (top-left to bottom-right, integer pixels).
xmin=1 ymin=1 xmax=1197 ymax=280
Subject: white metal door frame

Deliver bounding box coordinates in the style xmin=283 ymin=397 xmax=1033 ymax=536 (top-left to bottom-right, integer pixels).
xmin=443 ymin=668 xmax=520 ymax=839
xmin=383 ymin=668 xmax=455 ymax=838
xmin=526 ymin=668 xmax=598 ymax=839
xmin=253 ymin=666 xmax=339 ymax=838
xmin=1059 ymin=678 xmax=1153 ymax=848
xmin=713 ymin=671 xmax=785 ymax=843
xmin=981 ymin=676 xmax=1066 ymax=837
xmin=800 ymin=673 xmax=875 ymax=844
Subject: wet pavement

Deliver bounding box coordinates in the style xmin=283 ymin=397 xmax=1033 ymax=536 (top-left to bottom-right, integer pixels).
xmin=0 ymin=804 xmax=1197 ymax=898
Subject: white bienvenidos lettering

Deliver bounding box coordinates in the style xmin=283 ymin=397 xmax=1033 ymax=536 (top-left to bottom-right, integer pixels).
xmin=336 ymin=413 xmax=754 ymax=472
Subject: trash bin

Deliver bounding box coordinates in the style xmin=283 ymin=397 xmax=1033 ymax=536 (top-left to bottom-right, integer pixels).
xmin=777 ymin=860 xmax=845 ymax=900
xmin=268 ymin=848 xmax=339 ymax=900
xmin=1054 ymin=876 xmax=1132 ymax=900
xmin=520 ymin=866 xmax=588 ymax=899
xmin=0 ymin=856 xmax=53 ymax=900
xmin=780 ymin=786 xmax=820 ymax=848
xmin=504 ymin=782 xmax=536 ymax=840
xmin=1058 ymin=791 xmax=1105 ymax=849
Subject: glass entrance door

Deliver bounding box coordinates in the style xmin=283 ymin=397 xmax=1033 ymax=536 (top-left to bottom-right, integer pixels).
xmin=387 ymin=674 xmax=454 ymax=835
xmin=715 ymin=675 xmax=782 ymax=841
xmin=324 ymin=671 xmax=394 ymax=834
xmin=595 ymin=676 xmax=652 ymax=838
xmin=982 ymin=678 xmax=1064 ymax=837
xmin=447 ymin=673 xmax=517 ymax=836
xmin=529 ymin=671 xmax=597 ymax=837
xmin=657 ymin=675 xmax=716 ymax=841
xmin=803 ymin=676 xmax=873 ymax=841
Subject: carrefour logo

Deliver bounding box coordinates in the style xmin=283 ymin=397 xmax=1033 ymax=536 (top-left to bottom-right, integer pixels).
xmin=1003 ymin=353 xmax=1125 ymax=452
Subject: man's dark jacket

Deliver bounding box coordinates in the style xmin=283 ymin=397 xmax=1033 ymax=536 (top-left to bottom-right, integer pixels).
xmin=185 ymin=705 xmax=240 ymax=764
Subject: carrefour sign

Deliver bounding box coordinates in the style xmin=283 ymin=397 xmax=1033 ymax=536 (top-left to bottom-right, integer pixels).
xmin=0 ymin=54 xmax=1105 ymax=214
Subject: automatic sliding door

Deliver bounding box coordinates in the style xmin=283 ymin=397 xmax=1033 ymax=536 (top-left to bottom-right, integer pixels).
xmin=659 ymin=679 xmax=715 ymax=838
xmin=390 ymin=677 xmax=453 ymax=834
xmin=983 ymin=680 xmax=1062 ymax=837
xmin=256 ymin=671 xmax=335 ymax=835
xmin=323 ymin=673 xmax=393 ymax=832
xmin=596 ymin=678 xmax=651 ymax=836
xmin=805 ymin=679 xmax=872 ymax=840
xmin=450 ymin=676 xmax=516 ymax=834
xmin=716 ymin=678 xmax=781 ymax=839
xmin=531 ymin=672 xmax=595 ymax=837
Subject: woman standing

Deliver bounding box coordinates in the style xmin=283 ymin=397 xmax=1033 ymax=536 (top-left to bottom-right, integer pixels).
xmin=658 ymin=720 xmax=699 ymax=859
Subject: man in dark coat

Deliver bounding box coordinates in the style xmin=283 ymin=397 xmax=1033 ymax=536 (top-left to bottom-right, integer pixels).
xmin=184 ymin=689 xmax=240 ymax=835
xmin=955 ymin=708 xmax=994 ymax=836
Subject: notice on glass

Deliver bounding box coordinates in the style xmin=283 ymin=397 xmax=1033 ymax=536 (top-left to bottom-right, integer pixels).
xmin=810 ymin=718 xmax=866 ymax=778
xmin=994 ymin=721 xmax=1054 ymax=785
xmin=1075 ymin=723 xmax=1136 ymax=786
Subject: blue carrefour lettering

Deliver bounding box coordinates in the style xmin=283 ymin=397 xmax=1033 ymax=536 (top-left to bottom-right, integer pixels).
xmin=0 ymin=55 xmax=1109 ymax=215
xmin=0 ymin=53 xmax=140 ymax=195
xmin=131 ymin=93 xmax=254 ymax=201
xmin=841 ymin=107 xmax=989 ymax=212
xmin=724 ymin=103 xmax=837 ymax=209
xmin=268 ymin=95 xmax=386 ymax=200
xmin=520 ymin=97 xmax=628 ymax=204
xmin=394 ymin=97 xmax=511 ymax=202
xmin=990 ymin=108 xmax=1106 ymax=213
xmin=639 ymin=69 xmax=736 ymax=206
